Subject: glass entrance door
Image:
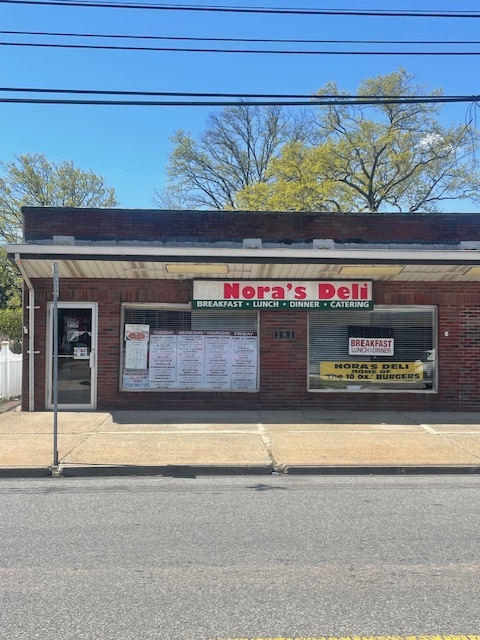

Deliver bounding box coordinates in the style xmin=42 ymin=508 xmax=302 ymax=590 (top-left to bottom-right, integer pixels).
xmin=48 ymin=303 xmax=97 ymax=409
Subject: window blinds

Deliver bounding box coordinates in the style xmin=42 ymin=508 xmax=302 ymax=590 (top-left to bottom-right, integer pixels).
xmin=122 ymin=306 xmax=258 ymax=392
xmin=308 ymin=307 xmax=436 ymax=392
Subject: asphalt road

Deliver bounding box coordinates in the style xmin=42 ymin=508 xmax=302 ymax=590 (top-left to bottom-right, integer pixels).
xmin=1 ymin=475 xmax=480 ymax=640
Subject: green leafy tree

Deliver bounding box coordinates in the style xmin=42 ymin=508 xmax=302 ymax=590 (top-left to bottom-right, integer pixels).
xmin=237 ymin=69 xmax=480 ymax=212
xmin=0 ymin=153 xmax=119 ymax=243
xmin=236 ymin=141 xmax=354 ymax=212
xmin=0 ymin=247 xmax=22 ymax=351
xmin=0 ymin=247 xmax=21 ymax=308
xmin=0 ymin=307 xmax=22 ymax=352
xmin=0 ymin=153 xmax=119 ymax=310
xmin=161 ymin=104 xmax=307 ymax=209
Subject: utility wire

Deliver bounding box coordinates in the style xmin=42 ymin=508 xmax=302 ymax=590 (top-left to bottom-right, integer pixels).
xmin=0 ymin=87 xmax=470 ymax=100
xmin=3 ymin=41 xmax=480 ymax=55
xmin=1 ymin=0 xmax=480 ymax=18
xmin=3 ymin=30 xmax=480 ymax=45
xmin=1 ymin=96 xmax=479 ymax=106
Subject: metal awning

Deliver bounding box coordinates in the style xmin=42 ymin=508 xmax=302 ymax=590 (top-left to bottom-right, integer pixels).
xmin=7 ymin=243 xmax=480 ymax=282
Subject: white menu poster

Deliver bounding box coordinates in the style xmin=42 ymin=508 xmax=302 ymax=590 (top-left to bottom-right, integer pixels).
xmin=124 ymin=323 xmax=150 ymax=370
xmin=177 ymin=331 xmax=205 ymax=389
xmin=125 ymin=340 xmax=149 ymax=369
xmin=230 ymin=332 xmax=258 ymax=390
xmin=204 ymin=331 xmax=232 ymax=389
xmin=149 ymin=331 xmax=178 ymax=389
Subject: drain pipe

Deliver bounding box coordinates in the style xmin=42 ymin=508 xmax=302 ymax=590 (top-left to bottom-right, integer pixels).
xmin=15 ymin=253 xmax=36 ymax=412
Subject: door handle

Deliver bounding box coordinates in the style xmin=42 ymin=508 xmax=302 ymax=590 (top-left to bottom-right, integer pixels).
xmin=89 ymin=350 xmax=95 ymax=368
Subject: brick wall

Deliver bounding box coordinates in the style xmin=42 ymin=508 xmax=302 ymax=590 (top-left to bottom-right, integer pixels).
xmin=458 ymin=306 xmax=480 ymax=408
xmin=22 ymin=207 xmax=480 ymax=244
xmin=23 ymin=278 xmax=480 ymax=412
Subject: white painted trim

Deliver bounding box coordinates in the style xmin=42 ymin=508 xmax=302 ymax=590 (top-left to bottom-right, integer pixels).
xmin=14 ymin=254 xmax=35 ymax=411
xmin=46 ymin=302 xmax=98 ymax=410
xmin=7 ymin=242 xmax=480 ymax=263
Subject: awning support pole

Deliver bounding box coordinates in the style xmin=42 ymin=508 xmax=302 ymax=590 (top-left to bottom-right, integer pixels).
xmin=15 ymin=253 xmax=36 ymax=412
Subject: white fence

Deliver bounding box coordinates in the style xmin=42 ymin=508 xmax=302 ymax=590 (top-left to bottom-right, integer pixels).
xmin=0 ymin=341 xmax=22 ymax=400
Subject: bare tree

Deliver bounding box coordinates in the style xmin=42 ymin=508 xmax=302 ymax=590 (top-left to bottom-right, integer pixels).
xmin=162 ymin=103 xmax=301 ymax=209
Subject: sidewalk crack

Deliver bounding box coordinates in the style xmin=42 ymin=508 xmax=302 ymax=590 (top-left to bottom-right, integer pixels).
xmin=59 ymin=413 xmax=112 ymax=464
xmin=59 ymin=431 xmax=94 ymax=464
xmin=257 ymin=422 xmax=286 ymax=473
xmin=439 ymin=433 xmax=480 ymax=462
xmin=397 ymin=411 xmax=436 ymax=432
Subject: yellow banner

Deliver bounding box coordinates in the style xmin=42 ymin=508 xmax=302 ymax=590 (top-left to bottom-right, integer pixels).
xmin=320 ymin=361 xmax=424 ymax=381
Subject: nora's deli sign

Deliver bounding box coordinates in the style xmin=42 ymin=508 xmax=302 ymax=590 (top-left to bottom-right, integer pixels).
xmin=192 ymin=280 xmax=373 ymax=310
xmin=320 ymin=361 xmax=424 ymax=381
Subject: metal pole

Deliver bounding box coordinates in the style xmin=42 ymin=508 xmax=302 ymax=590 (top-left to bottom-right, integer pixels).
xmin=52 ymin=262 xmax=59 ymax=467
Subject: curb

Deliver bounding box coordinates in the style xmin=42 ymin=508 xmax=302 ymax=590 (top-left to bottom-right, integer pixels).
xmin=0 ymin=467 xmax=51 ymax=478
xmin=2 ymin=464 xmax=480 ymax=478
xmin=285 ymin=465 xmax=480 ymax=475
xmin=57 ymin=464 xmax=275 ymax=477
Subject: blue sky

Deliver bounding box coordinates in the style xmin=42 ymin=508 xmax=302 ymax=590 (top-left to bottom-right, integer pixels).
xmin=1 ymin=0 xmax=479 ymax=209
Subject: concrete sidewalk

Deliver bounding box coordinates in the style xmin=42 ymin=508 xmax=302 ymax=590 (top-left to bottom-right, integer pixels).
xmin=2 ymin=406 xmax=480 ymax=476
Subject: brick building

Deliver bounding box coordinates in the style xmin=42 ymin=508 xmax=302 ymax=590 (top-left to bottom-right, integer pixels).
xmin=7 ymin=207 xmax=480 ymax=412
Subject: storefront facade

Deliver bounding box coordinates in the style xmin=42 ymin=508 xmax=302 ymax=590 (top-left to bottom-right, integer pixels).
xmin=7 ymin=207 xmax=480 ymax=411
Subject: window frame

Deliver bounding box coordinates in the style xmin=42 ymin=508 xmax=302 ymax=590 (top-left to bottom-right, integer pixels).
xmin=119 ymin=303 xmax=260 ymax=393
xmin=307 ymin=305 xmax=438 ymax=394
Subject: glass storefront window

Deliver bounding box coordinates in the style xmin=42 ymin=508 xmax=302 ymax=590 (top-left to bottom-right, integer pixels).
xmin=120 ymin=305 xmax=259 ymax=392
xmin=308 ymin=306 xmax=436 ymax=392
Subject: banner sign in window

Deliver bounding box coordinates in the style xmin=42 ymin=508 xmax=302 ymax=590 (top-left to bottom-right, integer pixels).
xmin=193 ymin=280 xmax=373 ymax=310
xmin=320 ymin=361 xmax=424 ymax=381
xmin=122 ymin=370 xmax=150 ymax=389
xmin=348 ymin=337 xmax=394 ymax=356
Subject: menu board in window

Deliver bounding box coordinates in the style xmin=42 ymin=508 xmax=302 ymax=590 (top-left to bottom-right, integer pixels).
xmin=204 ymin=331 xmax=233 ymax=389
xmin=230 ymin=332 xmax=258 ymax=390
xmin=124 ymin=328 xmax=258 ymax=391
xmin=177 ymin=331 xmax=206 ymax=389
xmin=149 ymin=331 xmax=178 ymax=389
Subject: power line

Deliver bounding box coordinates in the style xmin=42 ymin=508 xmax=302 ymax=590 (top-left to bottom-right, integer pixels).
xmin=3 ymin=30 xmax=480 ymax=45
xmin=1 ymin=96 xmax=479 ymax=106
xmin=0 ymin=87 xmax=473 ymax=100
xmin=0 ymin=87 xmax=472 ymax=99
xmin=1 ymin=0 xmax=480 ymax=18
xmin=3 ymin=41 xmax=480 ymax=55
